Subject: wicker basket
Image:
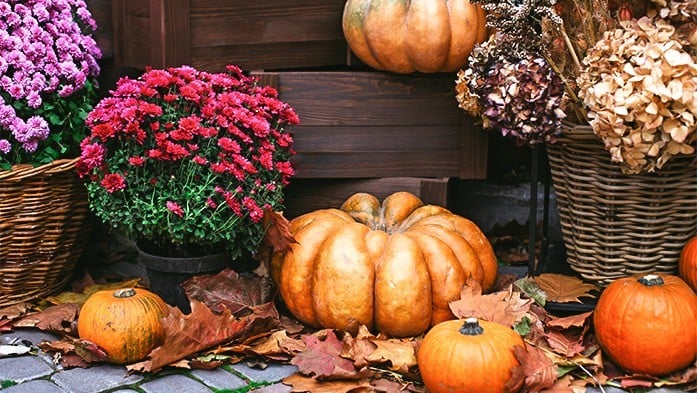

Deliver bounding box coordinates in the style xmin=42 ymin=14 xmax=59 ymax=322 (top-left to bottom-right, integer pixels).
xmin=0 ymin=158 xmax=92 ymax=307
xmin=547 ymin=122 xmax=697 ymax=287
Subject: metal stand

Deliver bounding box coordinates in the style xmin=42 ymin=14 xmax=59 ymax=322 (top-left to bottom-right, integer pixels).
xmin=528 ymin=144 xmax=551 ymax=277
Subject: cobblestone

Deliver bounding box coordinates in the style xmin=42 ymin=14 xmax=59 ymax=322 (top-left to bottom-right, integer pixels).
xmin=0 ymin=356 xmax=55 ymax=383
xmin=139 ymin=374 xmax=211 ymax=393
xmin=2 ymin=379 xmax=66 ymax=393
xmin=50 ymin=364 xmax=143 ymax=393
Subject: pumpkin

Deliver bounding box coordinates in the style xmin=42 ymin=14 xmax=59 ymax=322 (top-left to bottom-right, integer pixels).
xmin=77 ymin=288 xmax=169 ymax=364
xmin=417 ymin=318 xmax=523 ymax=393
xmin=679 ymin=235 xmax=697 ymax=292
xmin=270 ymin=191 xmax=497 ymax=338
xmin=593 ymin=274 xmax=697 ymax=376
xmin=342 ymin=0 xmax=488 ymax=74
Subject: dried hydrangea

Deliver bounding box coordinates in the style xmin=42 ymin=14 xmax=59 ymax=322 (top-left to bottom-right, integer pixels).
xmin=456 ymin=34 xmax=566 ymax=145
xmin=577 ymin=17 xmax=697 ymax=174
xmin=651 ymin=0 xmax=697 ymax=56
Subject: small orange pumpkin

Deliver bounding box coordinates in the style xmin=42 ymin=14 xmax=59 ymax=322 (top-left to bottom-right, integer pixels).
xmin=417 ymin=318 xmax=524 ymax=393
xmin=77 ymin=288 xmax=169 ymax=364
xmin=679 ymin=235 xmax=697 ymax=292
xmin=593 ymin=274 xmax=697 ymax=376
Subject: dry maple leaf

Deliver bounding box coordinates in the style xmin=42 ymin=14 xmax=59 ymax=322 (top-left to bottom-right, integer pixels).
xmin=262 ymin=209 xmax=297 ymax=253
xmin=449 ymin=283 xmax=533 ymax=327
xmin=341 ymin=325 xmax=418 ymax=374
xmin=283 ymin=373 xmax=373 ymax=393
xmin=13 ymin=303 xmax=80 ymax=335
xmin=506 ymin=342 xmax=557 ymax=393
xmin=532 ymin=274 xmax=598 ymax=303
xmin=127 ymin=300 xmax=279 ymax=373
xmin=291 ymin=329 xmax=370 ymax=380
xmin=182 ymin=268 xmax=274 ymax=316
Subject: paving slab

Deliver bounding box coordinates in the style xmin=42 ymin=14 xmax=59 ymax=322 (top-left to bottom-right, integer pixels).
xmin=587 ymin=387 xmax=685 ymax=393
xmin=139 ymin=374 xmax=212 ymax=393
xmin=0 ymin=355 xmax=55 ymax=383
xmin=0 ymin=329 xmax=61 ymax=346
xmin=190 ymin=368 xmax=248 ymax=390
xmin=229 ymin=362 xmax=298 ymax=383
xmin=1 ymin=379 xmax=67 ymax=393
xmin=252 ymin=382 xmax=293 ymax=392
xmin=50 ymin=364 xmax=143 ymax=393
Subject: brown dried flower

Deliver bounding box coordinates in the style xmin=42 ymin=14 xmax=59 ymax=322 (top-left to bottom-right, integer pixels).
xmin=577 ymin=17 xmax=697 ymax=174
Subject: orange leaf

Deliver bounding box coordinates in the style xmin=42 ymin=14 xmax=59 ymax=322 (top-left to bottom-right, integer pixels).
xmin=127 ymin=300 xmax=279 ymax=372
xmin=506 ymin=342 xmax=557 ymax=393
xmin=282 ymin=373 xmax=373 ymax=393
xmin=262 ymin=209 xmax=297 ymax=253
xmin=532 ymin=274 xmax=598 ymax=303
xmin=449 ymin=283 xmax=533 ymax=327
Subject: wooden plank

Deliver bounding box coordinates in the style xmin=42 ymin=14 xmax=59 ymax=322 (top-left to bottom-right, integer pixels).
xmin=459 ymin=115 xmax=488 ymax=179
xmin=282 ymin=177 xmax=450 ymax=219
xmin=190 ymin=42 xmax=346 ymax=73
xmin=292 ymin=126 xmax=461 ymax=153
xmin=112 ymin=1 xmax=151 ymax=69
xmin=151 ymin=0 xmax=191 ymax=68
xmin=292 ymin=151 xmax=461 ymax=178
xmin=87 ymin=0 xmax=114 ymax=58
xmin=272 ymin=72 xmax=461 ymax=127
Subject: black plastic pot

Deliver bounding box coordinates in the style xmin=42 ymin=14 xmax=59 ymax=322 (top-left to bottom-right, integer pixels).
xmin=137 ymin=248 xmax=230 ymax=313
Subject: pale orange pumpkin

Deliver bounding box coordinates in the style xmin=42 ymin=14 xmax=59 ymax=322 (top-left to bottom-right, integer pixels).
xmin=342 ymin=0 xmax=489 ymax=73
xmin=77 ymin=288 xmax=169 ymax=364
xmin=593 ymin=274 xmax=697 ymax=376
xmin=417 ymin=318 xmax=524 ymax=393
xmin=679 ymin=235 xmax=697 ymax=292
xmin=270 ymin=191 xmax=498 ymax=338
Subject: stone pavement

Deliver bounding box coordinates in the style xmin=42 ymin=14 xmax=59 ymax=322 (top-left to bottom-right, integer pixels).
xmin=0 ymin=327 xmax=297 ymax=393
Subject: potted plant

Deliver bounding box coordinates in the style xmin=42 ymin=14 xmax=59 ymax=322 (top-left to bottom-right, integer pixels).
xmin=77 ymin=64 xmax=299 ymax=310
xmin=454 ymin=0 xmax=697 ymax=285
xmin=0 ymin=0 xmax=102 ymax=306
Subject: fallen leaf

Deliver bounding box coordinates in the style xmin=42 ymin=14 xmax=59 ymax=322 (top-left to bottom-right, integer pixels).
xmin=262 ymin=209 xmax=297 ymax=253
xmin=546 ymin=312 xmax=593 ymax=330
xmin=46 ymin=278 xmax=142 ymax=305
xmin=283 ymin=373 xmax=373 ymax=393
xmin=0 ymin=302 xmax=32 ymax=319
xmin=182 ymin=268 xmax=274 ymax=316
xmin=127 ymin=300 xmax=279 ymax=372
xmin=506 ymin=342 xmax=557 ymax=393
xmin=532 ymin=274 xmax=598 ymax=303
xmin=515 ymin=276 xmax=548 ymax=306
xmin=13 ymin=303 xmax=80 ymax=335
xmin=364 ymin=339 xmax=417 ymax=374
xmin=449 ymin=283 xmax=533 ymax=327
xmin=0 ymin=343 xmax=32 ymax=357
xmin=371 ymin=378 xmax=427 ymax=392
xmin=291 ymin=330 xmax=369 ymax=380
xmin=248 ymin=329 xmax=306 ymax=358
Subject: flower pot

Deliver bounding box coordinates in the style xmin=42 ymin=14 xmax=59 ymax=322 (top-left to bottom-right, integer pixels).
xmin=137 ymin=247 xmax=231 ymax=313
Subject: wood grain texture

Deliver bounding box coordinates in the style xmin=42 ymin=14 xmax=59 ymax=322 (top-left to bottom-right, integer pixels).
xmin=251 ymin=71 xmax=488 ymax=179
xmin=111 ymin=0 xmax=347 ymax=71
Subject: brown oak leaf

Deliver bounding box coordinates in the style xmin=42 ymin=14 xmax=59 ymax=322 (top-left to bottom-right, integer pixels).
xmin=532 ymin=274 xmax=599 ymax=303
xmin=262 ymin=209 xmax=297 ymax=253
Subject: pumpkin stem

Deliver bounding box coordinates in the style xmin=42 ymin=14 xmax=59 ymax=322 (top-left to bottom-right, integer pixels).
xmin=459 ymin=317 xmax=484 ymax=336
xmin=113 ymin=288 xmax=137 ymax=298
xmin=638 ymin=274 xmax=664 ymax=287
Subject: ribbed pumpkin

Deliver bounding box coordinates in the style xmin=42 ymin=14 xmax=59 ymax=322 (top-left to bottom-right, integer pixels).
xmin=593 ymin=274 xmax=697 ymax=376
xmin=342 ymin=0 xmax=488 ymax=73
xmin=417 ymin=318 xmax=524 ymax=393
xmin=270 ymin=191 xmax=497 ymax=338
xmin=679 ymin=235 xmax=697 ymax=292
xmin=77 ymin=288 xmax=169 ymax=364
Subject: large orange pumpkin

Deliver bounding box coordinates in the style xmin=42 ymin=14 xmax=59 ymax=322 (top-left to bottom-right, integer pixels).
xmin=417 ymin=318 xmax=523 ymax=393
xmin=270 ymin=191 xmax=498 ymax=338
xmin=342 ymin=0 xmax=488 ymax=73
xmin=593 ymin=274 xmax=697 ymax=376
xmin=679 ymin=235 xmax=697 ymax=292
xmin=77 ymin=288 xmax=169 ymax=364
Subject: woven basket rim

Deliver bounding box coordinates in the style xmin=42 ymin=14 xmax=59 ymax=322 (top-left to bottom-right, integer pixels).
xmin=0 ymin=157 xmax=80 ymax=181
